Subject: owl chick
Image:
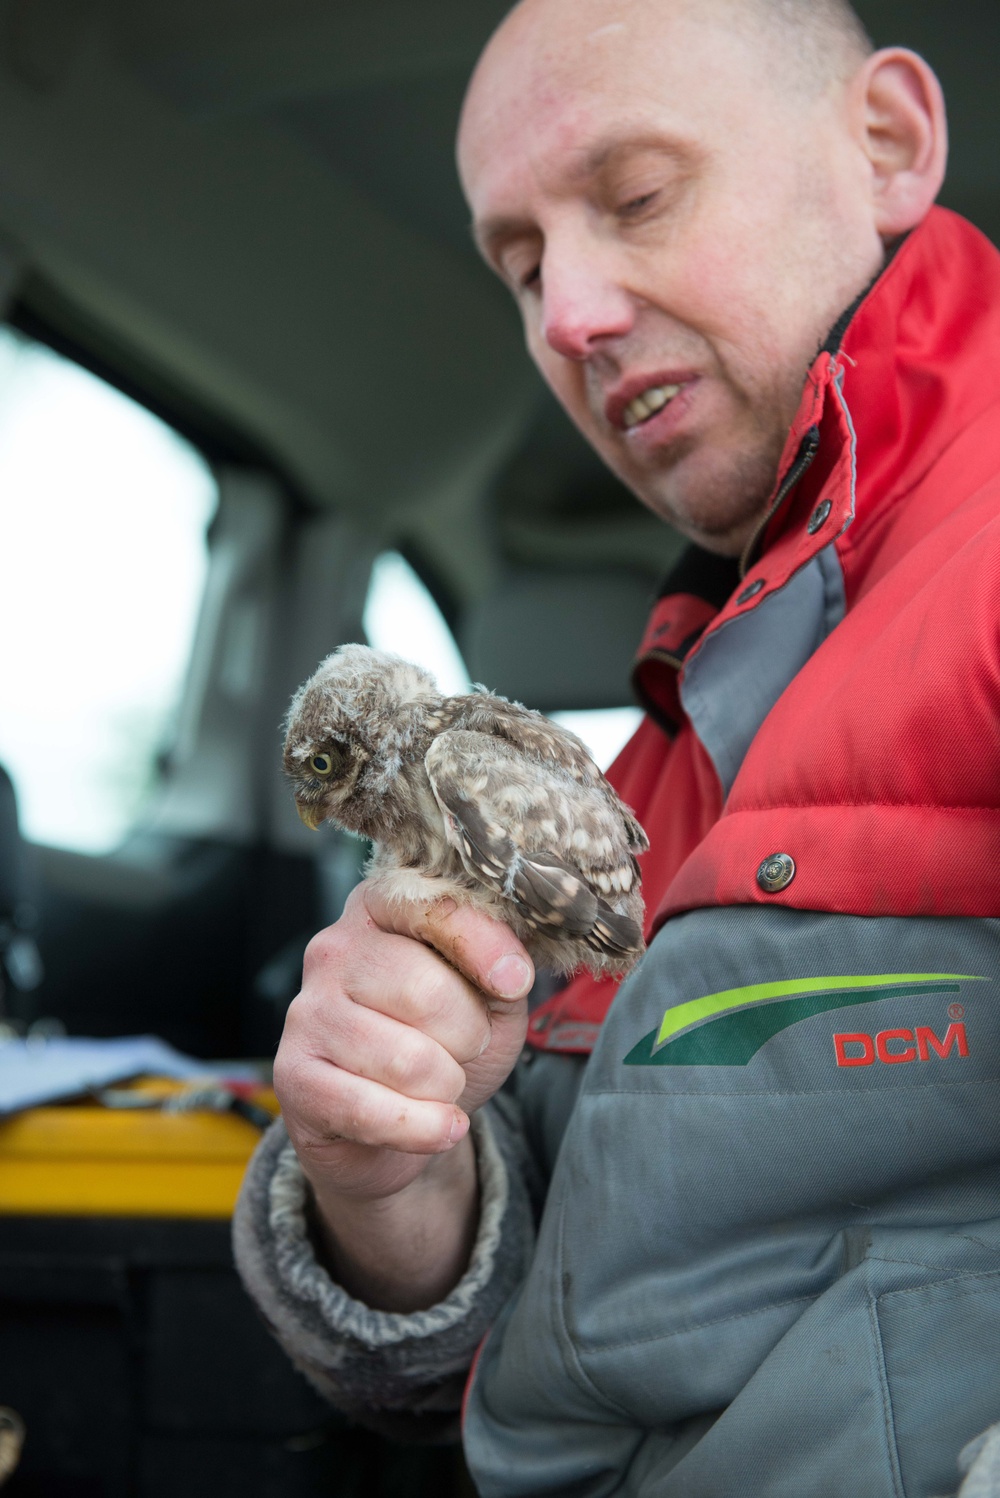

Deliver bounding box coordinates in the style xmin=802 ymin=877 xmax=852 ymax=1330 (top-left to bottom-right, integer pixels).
xmin=283 ymin=644 xmax=649 ymax=978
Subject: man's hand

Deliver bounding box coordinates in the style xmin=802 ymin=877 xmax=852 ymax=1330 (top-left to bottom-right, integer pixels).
xmin=271 ymin=881 xmax=534 ymax=1309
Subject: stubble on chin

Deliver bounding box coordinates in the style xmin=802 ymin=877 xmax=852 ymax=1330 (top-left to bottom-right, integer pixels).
xmin=626 ymin=426 xmax=790 ymax=557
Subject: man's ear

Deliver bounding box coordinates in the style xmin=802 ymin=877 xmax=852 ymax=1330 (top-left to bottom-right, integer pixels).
xmin=855 ymin=48 xmax=948 ymax=240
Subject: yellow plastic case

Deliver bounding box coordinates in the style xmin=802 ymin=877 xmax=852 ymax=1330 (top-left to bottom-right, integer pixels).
xmin=0 ymin=1080 xmax=279 ymax=1219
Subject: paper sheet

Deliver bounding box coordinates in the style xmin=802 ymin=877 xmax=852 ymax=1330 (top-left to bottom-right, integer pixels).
xmin=0 ymin=1034 xmax=231 ymax=1115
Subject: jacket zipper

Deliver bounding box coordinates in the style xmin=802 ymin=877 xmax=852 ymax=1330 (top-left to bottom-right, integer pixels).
xmin=739 ymin=423 xmax=821 ymax=578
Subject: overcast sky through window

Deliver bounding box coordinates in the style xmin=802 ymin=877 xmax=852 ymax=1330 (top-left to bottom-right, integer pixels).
xmin=0 ymin=329 xmax=216 ymax=852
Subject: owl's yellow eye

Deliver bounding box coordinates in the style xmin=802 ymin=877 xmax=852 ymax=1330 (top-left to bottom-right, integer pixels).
xmin=309 ymin=753 xmax=334 ymax=777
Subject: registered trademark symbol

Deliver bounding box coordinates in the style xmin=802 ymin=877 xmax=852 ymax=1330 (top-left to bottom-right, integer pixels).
xmin=948 ymin=1003 xmax=965 ymax=1021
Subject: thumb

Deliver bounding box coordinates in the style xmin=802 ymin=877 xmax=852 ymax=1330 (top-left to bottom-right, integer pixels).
xmin=361 ymin=884 xmax=534 ymax=1001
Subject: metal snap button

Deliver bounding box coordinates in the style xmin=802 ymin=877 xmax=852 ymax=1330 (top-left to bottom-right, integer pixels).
xmin=757 ymin=852 xmax=796 ymax=893
xmin=737 ymin=579 xmax=765 ymax=605
xmin=807 ymin=499 xmax=833 ymax=536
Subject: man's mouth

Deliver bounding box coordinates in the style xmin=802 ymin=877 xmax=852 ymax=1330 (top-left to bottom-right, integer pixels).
xmin=621 ymin=382 xmax=683 ymax=430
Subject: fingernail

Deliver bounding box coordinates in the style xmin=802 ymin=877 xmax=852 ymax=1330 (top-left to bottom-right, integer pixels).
xmin=449 ymin=1110 xmax=470 ymax=1144
xmin=488 ymin=954 xmax=532 ymax=998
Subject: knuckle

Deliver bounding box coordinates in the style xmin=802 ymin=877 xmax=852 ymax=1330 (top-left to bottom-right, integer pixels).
xmin=383 ymin=1035 xmax=460 ymax=1100
xmin=302 ymin=925 xmax=346 ymax=974
xmin=302 ymin=913 xmax=383 ymax=997
xmin=280 ymin=988 xmax=318 ymax=1034
xmin=382 ymin=1034 xmax=424 ymax=1093
xmin=405 ymin=960 xmax=451 ymax=1024
xmin=272 ymin=1031 xmax=305 ymax=1088
xmin=278 ymin=987 xmax=343 ymax=1059
xmin=271 ymin=1047 xmax=317 ymax=1115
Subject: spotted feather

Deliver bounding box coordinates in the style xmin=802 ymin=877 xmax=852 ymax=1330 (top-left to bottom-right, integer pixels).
xmin=425 ymin=729 xmax=645 ymax=973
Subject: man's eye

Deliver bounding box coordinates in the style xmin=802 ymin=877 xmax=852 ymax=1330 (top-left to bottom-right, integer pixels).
xmin=502 ymin=256 xmax=540 ymax=291
xmin=619 ymin=190 xmax=659 ymax=219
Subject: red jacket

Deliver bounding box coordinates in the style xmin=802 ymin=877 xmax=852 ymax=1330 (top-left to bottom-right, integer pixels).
xmin=529 ymin=206 xmax=1000 ymax=1054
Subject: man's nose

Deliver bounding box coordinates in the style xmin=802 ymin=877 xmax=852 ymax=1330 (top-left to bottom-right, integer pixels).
xmin=540 ymin=249 xmax=635 ymax=361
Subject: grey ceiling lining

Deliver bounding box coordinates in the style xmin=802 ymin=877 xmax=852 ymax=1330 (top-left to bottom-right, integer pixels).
xmin=112 ymin=0 xmax=512 ymax=116
xmin=277 ymin=69 xmax=477 ymax=264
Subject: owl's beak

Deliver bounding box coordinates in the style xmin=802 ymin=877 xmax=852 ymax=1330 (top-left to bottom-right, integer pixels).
xmin=295 ymin=799 xmax=323 ymax=831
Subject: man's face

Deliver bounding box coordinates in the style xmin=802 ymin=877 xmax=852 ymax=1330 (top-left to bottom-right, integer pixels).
xmin=459 ymin=0 xmax=885 ymax=553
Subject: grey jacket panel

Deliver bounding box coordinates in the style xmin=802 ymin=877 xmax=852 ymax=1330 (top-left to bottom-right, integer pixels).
xmin=232 ymin=1054 xmax=583 ymax=1439
xmin=516 ymin=1046 xmax=588 ymax=1185
xmin=465 ymin=908 xmax=1000 ymax=1496
xmin=679 ymin=542 xmax=845 ymax=797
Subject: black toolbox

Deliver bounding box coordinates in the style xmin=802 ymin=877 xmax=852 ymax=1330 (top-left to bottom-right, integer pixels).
xmin=0 ymin=1212 xmax=469 ymax=1497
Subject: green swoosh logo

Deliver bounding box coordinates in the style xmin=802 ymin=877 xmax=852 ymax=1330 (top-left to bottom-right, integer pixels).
xmin=623 ymin=974 xmax=984 ymax=1069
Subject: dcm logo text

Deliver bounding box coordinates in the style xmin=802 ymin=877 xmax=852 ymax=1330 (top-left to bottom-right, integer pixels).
xmin=833 ymin=1023 xmax=969 ymax=1068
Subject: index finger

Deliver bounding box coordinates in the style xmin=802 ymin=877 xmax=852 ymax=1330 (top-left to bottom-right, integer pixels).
xmin=360 ymin=883 xmax=534 ymax=1002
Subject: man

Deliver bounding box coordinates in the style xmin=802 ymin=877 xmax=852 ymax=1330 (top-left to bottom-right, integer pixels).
xmin=235 ymin=1 xmax=1000 ymax=1492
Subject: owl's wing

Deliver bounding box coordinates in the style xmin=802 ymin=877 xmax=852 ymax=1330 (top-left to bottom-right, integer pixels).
xmin=424 ymin=729 xmax=643 ymax=961
xmin=441 ymin=690 xmax=649 ymax=855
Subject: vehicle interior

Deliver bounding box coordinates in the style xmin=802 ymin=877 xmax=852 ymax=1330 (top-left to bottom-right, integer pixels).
xmin=0 ymin=0 xmax=996 ymax=1493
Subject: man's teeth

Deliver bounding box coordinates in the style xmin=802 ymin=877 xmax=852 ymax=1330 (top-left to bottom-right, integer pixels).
xmin=622 ymin=383 xmax=682 ymax=430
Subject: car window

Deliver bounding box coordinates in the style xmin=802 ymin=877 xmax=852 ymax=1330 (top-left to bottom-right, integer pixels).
xmin=363 ymin=550 xmax=642 ymax=771
xmin=0 ymin=328 xmax=217 ymax=853
xmin=363 ymin=550 xmax=470 ymax=695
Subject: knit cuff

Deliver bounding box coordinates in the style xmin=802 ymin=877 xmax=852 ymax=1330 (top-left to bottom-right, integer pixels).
xmin=233 ymin=1102 xmax=535 ymax=1440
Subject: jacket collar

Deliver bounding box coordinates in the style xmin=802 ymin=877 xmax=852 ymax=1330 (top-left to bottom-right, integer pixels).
xmin=633 ymin=207 xmax=1000 ymax=732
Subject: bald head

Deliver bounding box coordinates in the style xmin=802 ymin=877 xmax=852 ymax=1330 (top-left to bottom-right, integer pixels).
xmin=472 ymin=0 xmax=873 ymax=113
xmin=459 ymin=0 xmax=944 ymax=552
xmin=713 ymin=0 xmax=873 ymax=90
